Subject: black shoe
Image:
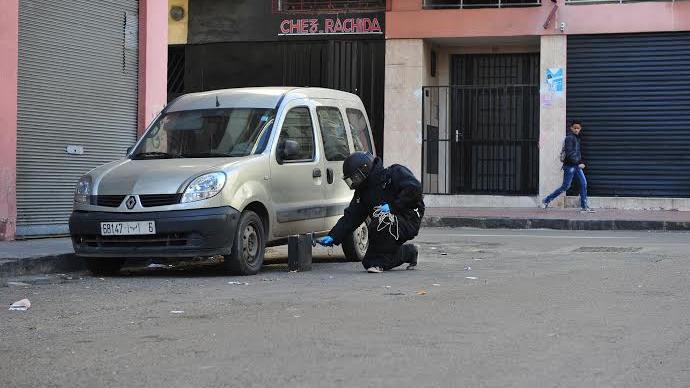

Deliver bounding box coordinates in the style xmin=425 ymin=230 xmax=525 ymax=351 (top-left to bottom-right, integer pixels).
xmin=406 ymin=244 xmax=419 ymax=270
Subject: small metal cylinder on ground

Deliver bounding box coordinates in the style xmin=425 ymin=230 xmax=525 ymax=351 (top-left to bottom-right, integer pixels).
xmin=288 ymin=233 xmax=312 ymax=272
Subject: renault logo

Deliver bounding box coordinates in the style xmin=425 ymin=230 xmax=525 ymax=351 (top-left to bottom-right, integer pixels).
xmin=125 ymin=196 xmax=137 ymax=210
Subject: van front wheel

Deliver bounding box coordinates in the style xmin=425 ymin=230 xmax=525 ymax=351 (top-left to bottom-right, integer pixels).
xmin=342 ymin=222 xmax=368 ymax=262
xmin=224 ymin=210 xmax=265 ymax=276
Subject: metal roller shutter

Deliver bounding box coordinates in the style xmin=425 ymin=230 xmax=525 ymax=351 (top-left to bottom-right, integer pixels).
xmin=567 ymin=32 xmax=690 ymax=198
xmin=17 ymin=0 xmax=139 ymax=236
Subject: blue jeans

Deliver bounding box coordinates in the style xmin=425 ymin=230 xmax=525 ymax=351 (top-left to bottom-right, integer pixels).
xmin=544 ymin=165 xmax=588 ymax=209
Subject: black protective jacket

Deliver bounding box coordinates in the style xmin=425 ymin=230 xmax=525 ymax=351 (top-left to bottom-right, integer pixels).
xmin=329 ymin=157 xmax=424 ymax=245
xmin=562 ymin=132 xmax=583 ymax=168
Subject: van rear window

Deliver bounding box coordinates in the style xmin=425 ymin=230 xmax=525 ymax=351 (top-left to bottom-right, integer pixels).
xmin=317 ymin=107 xmax=350 ymax=161
xmin=346 ymin=108 xmax=373 ymax=154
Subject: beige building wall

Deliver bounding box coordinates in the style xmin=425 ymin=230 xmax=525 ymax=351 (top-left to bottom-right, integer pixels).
xmin=383 ymin=39 xmax=427 ymax=178
xmin=538 ymin=35 xmax=567 ymax=207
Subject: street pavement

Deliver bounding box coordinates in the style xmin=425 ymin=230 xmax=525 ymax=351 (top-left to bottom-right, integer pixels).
xmin=1 ymin=228 xmax=689 ymax=388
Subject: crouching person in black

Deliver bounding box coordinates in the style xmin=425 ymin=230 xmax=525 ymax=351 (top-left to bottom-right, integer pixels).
xmin=316 ymin=152 xmax=425 ymax=273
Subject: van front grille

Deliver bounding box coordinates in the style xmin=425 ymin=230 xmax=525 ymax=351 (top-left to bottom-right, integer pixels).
xmin=92 ymin=195 xmax=126 ymax=207
xmin=140 ymin=194 xmax=182 ymax=207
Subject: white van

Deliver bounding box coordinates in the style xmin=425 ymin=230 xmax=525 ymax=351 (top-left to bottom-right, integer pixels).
xmin=69 ymin=87 xmax=374 ymax=275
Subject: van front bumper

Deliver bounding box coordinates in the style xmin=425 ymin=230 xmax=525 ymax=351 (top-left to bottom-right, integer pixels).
xmin=69 ymin=207 xmax=240 ymax=258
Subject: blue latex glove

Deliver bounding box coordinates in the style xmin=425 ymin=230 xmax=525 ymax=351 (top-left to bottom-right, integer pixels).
xmin=317 ymin=236 xmax=334 ymax=247
xmin=379 ymin=203 xmax=391 ymax=215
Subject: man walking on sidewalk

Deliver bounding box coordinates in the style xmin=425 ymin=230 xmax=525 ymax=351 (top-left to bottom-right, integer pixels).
xmin=541 ymin=121 xmax=595 ymax=213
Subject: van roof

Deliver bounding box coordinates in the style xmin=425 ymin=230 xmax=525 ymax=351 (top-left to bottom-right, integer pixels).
xmin=166 ymin=87 xmax=360 ymax=112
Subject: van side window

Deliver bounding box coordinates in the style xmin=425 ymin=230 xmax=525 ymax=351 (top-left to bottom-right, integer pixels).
xmin=316 ymin=107 xmax=350 ymax=161
xmin=346 ymin=108 xmax=373 ymax=154
xmin=277 ymin=107 xmax=315 ymax=162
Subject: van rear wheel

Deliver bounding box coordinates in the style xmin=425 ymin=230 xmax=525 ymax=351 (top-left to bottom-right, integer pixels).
xmin=223 ymin=210 xmax=265 ymax=276
xmin=342 ymin=222 xmax=368 ymax=262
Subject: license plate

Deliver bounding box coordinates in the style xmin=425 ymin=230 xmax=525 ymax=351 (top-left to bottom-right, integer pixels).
xmin=100 ymin=221 xmax=156 ymax=236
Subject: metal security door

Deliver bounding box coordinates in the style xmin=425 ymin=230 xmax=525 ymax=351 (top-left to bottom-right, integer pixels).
xmin=17 ymin=0 xmax=139 ymax=236
xmin=449 ymin=54 xmax=539 ymax=195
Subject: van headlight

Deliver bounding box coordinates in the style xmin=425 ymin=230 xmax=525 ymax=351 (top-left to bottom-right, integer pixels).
xmin=181 ymin=172 xmax=226 ymax=203
xmin=74 ymin=176 xmax=92 ymax=204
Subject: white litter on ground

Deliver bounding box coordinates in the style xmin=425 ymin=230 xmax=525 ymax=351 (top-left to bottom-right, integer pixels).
xmin=8 ymin=299 xmax=31 ymax=311
xmin=7 ymin=282 xmax=30 ymax=287
xmin=148 ymin=264 xmax=173 ymax=269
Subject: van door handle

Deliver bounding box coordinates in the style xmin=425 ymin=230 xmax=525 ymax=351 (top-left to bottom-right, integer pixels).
xmin=327 ymin=168 xmax=334 ymax=184
xmin=313 ymin=168 xmax=322 ymax=178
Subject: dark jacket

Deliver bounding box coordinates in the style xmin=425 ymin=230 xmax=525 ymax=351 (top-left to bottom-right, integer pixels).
xmin=562 ymin=132 xmax=583 ymax=168
xmin=329 ymin=157 xmax=425 ymax=245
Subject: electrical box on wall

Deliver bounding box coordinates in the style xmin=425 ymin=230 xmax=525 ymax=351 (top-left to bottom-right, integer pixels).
xmin=168 ymin=0 xmax=189 ymax=45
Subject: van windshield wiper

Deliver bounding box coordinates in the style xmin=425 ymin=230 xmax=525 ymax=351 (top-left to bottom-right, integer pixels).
xmin=130 ymin=152 xmax=178 ymax=160
xmin=181 ymin=152 xmax=233 ymax=158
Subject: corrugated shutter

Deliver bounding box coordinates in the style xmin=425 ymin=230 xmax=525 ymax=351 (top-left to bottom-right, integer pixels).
xmin=567 ymin=32 xmax=690 ymax=197
xmin=17 ymin=0 xmax=139 ymax=236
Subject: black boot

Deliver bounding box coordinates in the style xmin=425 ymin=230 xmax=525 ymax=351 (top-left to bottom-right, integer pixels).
xmin=404 ymin=244 xmax=418 ymax=270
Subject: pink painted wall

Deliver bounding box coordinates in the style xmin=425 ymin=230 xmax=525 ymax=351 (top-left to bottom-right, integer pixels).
xmin=387 ymin=1 xmax=690 ymax=38
xmin=138 ymin=0 xmax=168 ymax=136
xmin=0 ymin=0 xmax=18 ymax=241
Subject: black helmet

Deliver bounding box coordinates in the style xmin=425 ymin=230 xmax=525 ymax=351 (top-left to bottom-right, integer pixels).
xmin=342 ymin=151 xmax=375 ymax=189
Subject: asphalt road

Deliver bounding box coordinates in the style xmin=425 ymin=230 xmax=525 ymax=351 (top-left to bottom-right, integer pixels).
xmin=1 ymin=228 xmax=689 ymax=388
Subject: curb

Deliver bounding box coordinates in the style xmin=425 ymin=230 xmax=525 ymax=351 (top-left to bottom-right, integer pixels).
xmin=421 ymin=216 xmax=690 ymax=231
xmin=0 ymin=254 xmax=85 ymax=278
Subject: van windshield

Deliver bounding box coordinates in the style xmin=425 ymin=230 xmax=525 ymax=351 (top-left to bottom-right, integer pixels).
xmin=131 ymin=108 xmax=276 ymax=159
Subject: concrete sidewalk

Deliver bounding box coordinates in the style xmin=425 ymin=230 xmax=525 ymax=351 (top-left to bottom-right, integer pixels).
xmin=423 ymin=207 xmax=690 ymax=231
xmin=0 ymin=237 xmax=81 ymax=278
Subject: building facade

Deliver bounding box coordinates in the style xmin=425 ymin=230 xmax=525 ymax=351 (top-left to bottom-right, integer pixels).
xmin=167 ymin=0 xmax=387 ymax=156
xmin=0 ymin=0 xmax=168 ymax=240
xmin=384 ymin=0 xmax=690 ymax=210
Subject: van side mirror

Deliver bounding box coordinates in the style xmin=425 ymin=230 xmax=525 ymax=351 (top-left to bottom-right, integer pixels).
xmin=280 ymin=140 xmax=300 ymax=161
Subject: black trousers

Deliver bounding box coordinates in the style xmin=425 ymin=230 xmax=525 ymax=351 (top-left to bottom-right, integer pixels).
xmin=361 ymin=209 xmax=422 ymax=270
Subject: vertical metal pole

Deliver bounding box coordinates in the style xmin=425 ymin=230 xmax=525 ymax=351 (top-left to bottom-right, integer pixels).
xmin=444 ymin=87 xmax=448 ymax=194
xmin=422 ymin=87 xmax=426 ymax=193
xmin=504 ymin=85 xmax=508 ymax=192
